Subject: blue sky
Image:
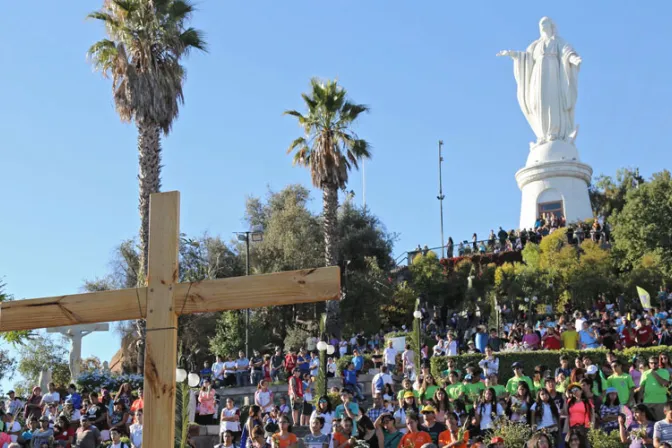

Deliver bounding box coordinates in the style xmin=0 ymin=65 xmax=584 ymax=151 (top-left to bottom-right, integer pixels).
xmin=1 ymin=1 xmax=671 ymax=391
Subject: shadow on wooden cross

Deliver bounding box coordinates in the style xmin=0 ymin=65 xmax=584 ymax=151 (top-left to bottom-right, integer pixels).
xmin=0 ymin=191 xmax=341 ymax=447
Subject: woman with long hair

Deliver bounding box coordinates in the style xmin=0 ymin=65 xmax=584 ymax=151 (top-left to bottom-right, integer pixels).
xmin=432 ymin=388 xmax=451 ymax=424
xmin=659 ymin=353 xmax=672 ymax=374
xmin=599 ymin=388 xmax=621 ymax=434
xmin=564 ymin=383 xmax=594 ymax=442
xmin=570 ymin=368 xmax=585 ymax=385
xmin=567 ymin=429 xmax=588 ymax=448
xmin=114 ymin=383 xmax=133 ymax=411
xmin=419 ymin=374 xmax=439 ymax=403
xmin=618 ymin=403 xmax=655 ymax=448
xmin=197 ymin=378 xmax=217 ymax=425
xmin=254 ymin=380 xmax=274 ymax=415
xmin=506 ymin=382 xmax=532 ymax=424
xmin=527 ymin=432 xmax=553 ymax=448
xmin=310 ymin=396 xmax=334 ymax=436
xmin=272 ymin=416 xmax=298 ymax=448
xmin=240 ymin=405 xmax=262 ymax=448
xmin=475 ymin=387 xmax=504 ymax=432
xmin=531 ymin=389 xmax=560 ymax=440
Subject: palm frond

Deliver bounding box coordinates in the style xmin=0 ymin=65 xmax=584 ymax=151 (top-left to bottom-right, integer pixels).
xmin=179 ymin=28 xmax=207 ymax=53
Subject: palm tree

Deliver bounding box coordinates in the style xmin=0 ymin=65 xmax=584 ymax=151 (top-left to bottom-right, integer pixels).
xmin=87 ymin=0 xmax=206 ymax=373
xmin=284 ymin=78 xmax=370 ymax=334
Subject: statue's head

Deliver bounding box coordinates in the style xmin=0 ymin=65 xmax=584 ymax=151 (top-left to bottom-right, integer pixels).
xmin=539 ymin=17 xmax=557 ymax=37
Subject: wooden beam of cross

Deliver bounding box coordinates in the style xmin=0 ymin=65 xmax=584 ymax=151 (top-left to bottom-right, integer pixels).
xmin=0 ymin=191 xmax=340 ymax=448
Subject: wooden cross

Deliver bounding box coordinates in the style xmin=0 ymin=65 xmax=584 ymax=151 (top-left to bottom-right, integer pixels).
xmin=0 ymin=191 xmax=340 ymax=447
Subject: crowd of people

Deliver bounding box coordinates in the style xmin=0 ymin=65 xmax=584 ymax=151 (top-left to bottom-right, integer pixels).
xmin=0 ymin=382 xmax=143 ymax=447
xmin=412 ymin=214 xmax=610 ymax=260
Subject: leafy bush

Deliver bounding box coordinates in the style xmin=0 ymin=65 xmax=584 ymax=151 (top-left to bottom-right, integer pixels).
xmin=336 ymin=355 xmax=374 ymax=375
xmin=440 ymin=251 xmax=523 ymax=269
xmin=588 ymin=428 xmax=623 ymax=448
xmin=283 ymin=325 xmax=312 ymax=352
xmin=76 ymin=370 xmax=143 ymax=394
xmin=484 ymin=417 xmax=533 ymax=448
xmin=431 ymin=346 xmax=672 ymax=382
xmin=102 ymin=436 xmax=131 ymax=447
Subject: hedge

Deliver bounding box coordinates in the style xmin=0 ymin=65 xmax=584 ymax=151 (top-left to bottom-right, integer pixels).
xmin=430 ymin=346 xmax=672 ymax=382
xmin=336 ymin=355 xmax=374 ymax=375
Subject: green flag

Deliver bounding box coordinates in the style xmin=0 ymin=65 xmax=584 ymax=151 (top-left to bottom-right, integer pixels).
xmin=636 ymin=286 xmax=652 ymax=310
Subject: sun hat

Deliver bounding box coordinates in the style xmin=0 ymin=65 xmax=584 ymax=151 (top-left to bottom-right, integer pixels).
xmin=421 ymin=405 xmax=437 ymax=414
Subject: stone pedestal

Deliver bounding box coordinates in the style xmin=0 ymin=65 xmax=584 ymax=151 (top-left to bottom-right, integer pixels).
xmin=515 ymin=140 xmax=593 ymax=230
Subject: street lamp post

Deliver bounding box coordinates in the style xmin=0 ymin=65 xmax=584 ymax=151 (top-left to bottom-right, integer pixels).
xmin=235 ymin=226 xmax=264 ymax=358
xmin=413 ymin=298 xmax=422 ymax=372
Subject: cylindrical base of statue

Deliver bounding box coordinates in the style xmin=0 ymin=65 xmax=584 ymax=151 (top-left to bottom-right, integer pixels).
xmin=515 ymin=141 xmax=593 ymax=230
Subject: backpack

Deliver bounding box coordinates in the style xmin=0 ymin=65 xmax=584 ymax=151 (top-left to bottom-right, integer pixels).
xmin=374 ymin=374 xmax=384 ymax=391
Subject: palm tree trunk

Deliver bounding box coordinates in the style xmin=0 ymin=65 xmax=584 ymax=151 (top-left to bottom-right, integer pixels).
xmin=322 ymin=185 xmax=340 ymax=337
xmin=136 ymin=120 xmax=162 ymax=374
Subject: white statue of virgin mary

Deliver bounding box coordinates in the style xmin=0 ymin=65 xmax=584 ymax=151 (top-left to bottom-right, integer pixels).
xmin=498 ymin=17 xmax=582 ymax=146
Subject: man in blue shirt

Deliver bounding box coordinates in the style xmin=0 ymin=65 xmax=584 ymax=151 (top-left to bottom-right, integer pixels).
xmin=474 ymin=326 xmax=489 ymax=353
xmin=66 ymin=384 xmax=82 ymax=410
xmin=578 ymin=321 xmax=599 ymax=349
xmin=343 ymin=363 xmax=364 ymax=401
xmin=352 ymin=349 xmax=364 ymax=374
xmin=235 ymin=351 xmax=250 ymax=387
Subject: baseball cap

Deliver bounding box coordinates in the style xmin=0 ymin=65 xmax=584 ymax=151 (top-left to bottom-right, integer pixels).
xmin=403 ymin=391 xmax=415 ymax=399
xmin=80 ymin=415 xmax=90 ymax=422
xmin=511 ymin=362 xmax=523 ymax=369
xmin=38 ymin=416 xmax=49 ymax=422
xmin=586 ymin=365 xmax=598 ymax=375
xmin=605 ymin=387 xmax=618 ymax=394
xmin=421 ymin=405 xmax=437 ymax=414
xmin=464 ymin=374 xmax=473 ymax=381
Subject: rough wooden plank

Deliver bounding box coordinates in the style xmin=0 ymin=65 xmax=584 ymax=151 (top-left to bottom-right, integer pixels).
xmin=0 ymin=267 xmax=340 ymax=332
xmin=175 ymin=266 xmax=341 ymax=314
xmin=0 ymin=288 xmax=147 ymax=332
xmin=143 ymin=191 xmax=180 ymax=448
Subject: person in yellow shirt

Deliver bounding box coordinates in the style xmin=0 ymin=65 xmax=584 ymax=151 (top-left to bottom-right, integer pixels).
xmin=561 ymin=326 xmax=579 ymax=350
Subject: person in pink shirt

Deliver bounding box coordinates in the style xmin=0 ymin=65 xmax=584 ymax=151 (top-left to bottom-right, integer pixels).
xmin=522 ymin=326 xmax=541 ymax=350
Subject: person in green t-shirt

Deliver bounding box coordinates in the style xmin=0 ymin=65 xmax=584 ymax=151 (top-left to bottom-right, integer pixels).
xmin=485 ymin=373 xmax=507 ymax=399
xmin=444 ymin=371 xmax=466 ymax=402
xmin=638 ymin=356 xmax=671 ymax=421
xmin=505 ymin=362 xmax=533 ymax=396
xmin=607 ymin=359 xmax=634 ymax=406
xmin=441 ymin=359 xmax=461 ymax=381
xmin=396 ymin=378 xmax=416 ymax=408
xmin=462 ymin=374 xmax=485 ymax=411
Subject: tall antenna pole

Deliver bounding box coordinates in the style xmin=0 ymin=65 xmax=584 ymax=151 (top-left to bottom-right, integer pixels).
xmin=362 ymin=160 xmax=366 ymax=208
xmin=438 ymin=140 xmax=446 ymax=258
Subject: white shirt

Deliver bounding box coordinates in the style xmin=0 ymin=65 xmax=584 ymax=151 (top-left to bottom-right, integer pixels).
xmin=327 ymin=362 xmax=337 ymax=375
xmin=224 ymin=361 xmax=237 ymax=374
xmin=478 ymin=356 xmax=500 ymax=376
xmin=445 ymin=341 xmax=458 ymax=356
xmin=310 ymin=410 xmax=334 ymax=435
xmin=432 ymin=342 xmax=444 ymax=357
xmin=372 ymin=373 xmax=392 ymax=392
xmin=42 ymin=391 xmax=60 ymax=405
xmin=478 ymin=403 xmax=504 ymax=430
xmin=221 ymin=407 xmax=241 ymax=432
xmin=130 ymin=423 xmax=143 ymax=448
xmin=5 ymin=421 xmax=21 ymax=442
xmin=575 ymin=318 xmax=586 ymax=333
xmin=530 ymin=402 xmax=556 ymax=428
xmin=212 ymin=362 xmax=226 ymax=380
xmin=383 ymin=347 xmax=397 ymax=365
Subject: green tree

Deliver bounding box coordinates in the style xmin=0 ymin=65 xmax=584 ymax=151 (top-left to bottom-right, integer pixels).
xmin=285 ymin=78 xmax=371 ymax=336
xmin=590 ymin=168 xmax=645 ymax=219
xmin=16 ymin=335 xmax=70 ymax=391
xmin=611 ymin=170 xmax=672 ymax=277
xmin=88 ymin=0 xmax=206 ymax=373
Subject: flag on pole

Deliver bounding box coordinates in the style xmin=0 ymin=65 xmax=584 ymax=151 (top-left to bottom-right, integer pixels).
xmin=637 ymin=286 xmax=652 ymax=310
